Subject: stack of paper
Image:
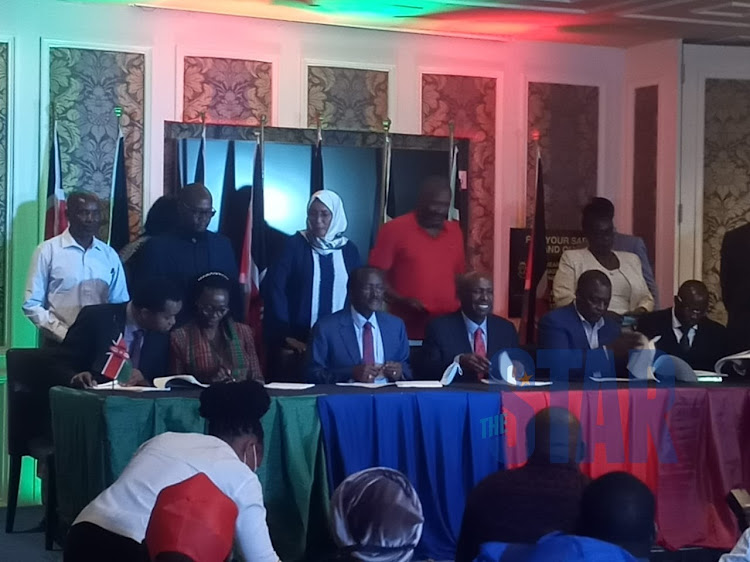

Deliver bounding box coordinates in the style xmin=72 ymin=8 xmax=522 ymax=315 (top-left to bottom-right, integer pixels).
xmin=264 ymin=382 xmax=315 ymax=390
xmin=395 ymin=380 xmax=443 ymax=388
xmin=92 ymin=382 xmax=169 ymax=392
xmin=335 ymin=382 xmax=394 ymax=389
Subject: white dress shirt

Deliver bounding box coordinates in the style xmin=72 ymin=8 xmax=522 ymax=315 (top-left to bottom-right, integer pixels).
xmin=74 ymin=432 xmax=279 ymax=562
xmin=672 ymin=309 xmax=697 ymax=347
xmin=23 ymin=229 xmax=129 ymax=342
xmin=575 ymin=305 xmax=605 ymax=349
xmin=351 ymin=307 xmax=385 ymax=364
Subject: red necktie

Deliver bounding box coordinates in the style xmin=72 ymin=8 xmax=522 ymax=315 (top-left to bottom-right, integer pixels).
xmin=474 ymin=327 xmax=486 ymax=358
xmin=362 ymin=322 xmax=375 ymax=365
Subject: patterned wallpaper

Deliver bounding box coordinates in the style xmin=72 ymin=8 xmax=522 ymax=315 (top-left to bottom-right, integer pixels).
xmin=307 ymin=66 xmax=388 ymax=131
xmin=50 ymin=47 xmax=145 ymax=241
xmin=702 ymin=78 xmax=750 ymax=324
xmin=183 ymin=56 xmax=272 ymax=125
xmin=422 ymin=73 xmax=496 ymax=273
xmin=0 ymin=42 xmax=8 ymax=344
xmin=527 ymin=82 xmax=599 ymax=230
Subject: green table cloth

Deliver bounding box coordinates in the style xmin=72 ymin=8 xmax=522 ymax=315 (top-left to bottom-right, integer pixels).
xmin=49 ymin=387 xmax=331 ymax=561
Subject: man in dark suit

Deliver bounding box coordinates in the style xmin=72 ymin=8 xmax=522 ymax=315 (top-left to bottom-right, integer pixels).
xmin=64 ymin=278 xmax=183 ymax=388
xmin=636 ymin=280 xmax=727 ymax=372
xmin=421 ymin=272 xmax=518 ymax=382
xmin=308 ymin=267 xmax=412 ymax=384
xmin=721 ymin=224 xmax=750 ymax=352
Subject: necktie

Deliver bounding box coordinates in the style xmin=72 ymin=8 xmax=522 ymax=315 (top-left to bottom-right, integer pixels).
xmin=129 ymin=330 xmax=144 ymax=370
xmin=678 ymin=326 xmax=691 ymax=353
xmin=362 ymin=322 xmax=375 ymax=365
xmin=474 ymin=327 xmax=487 ymax=358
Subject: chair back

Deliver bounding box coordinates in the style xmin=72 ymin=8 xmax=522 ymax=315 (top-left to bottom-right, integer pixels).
xmin=5 ymin=348 xmax=65 ymax=457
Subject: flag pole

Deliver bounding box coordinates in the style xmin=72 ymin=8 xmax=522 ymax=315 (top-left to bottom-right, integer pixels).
xmin=448 ymin=121 xmax=458 ymax=221
xmin=378 ymin=118 xmax=392 ymax=226
xmin=110 ymin=106 xmax=123 ymax=249
xmin=520 ymin=131 xmax=543 ymax=345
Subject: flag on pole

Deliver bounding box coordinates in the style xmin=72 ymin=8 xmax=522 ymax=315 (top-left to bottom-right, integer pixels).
xmin=520 ymin=147 xmax=549 ymax=345
xmin=109 ymin=124 xmax=130 ymax=252
xmin=218 ymin=140 xmax=236 ymax=235
xmin=194 ymin=121 xmax=206 ymax=184
xmin=44 ymin=120 xmax=67 ymax=239
xmin=100 ymin=333 xmax=133 ymax=384
xmin=310 ymin=126 xmax=324 ymax=195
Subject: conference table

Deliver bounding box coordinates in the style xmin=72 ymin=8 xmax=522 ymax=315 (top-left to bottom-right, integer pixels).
xmin=49 ymin=381 xmax=750 ymax=561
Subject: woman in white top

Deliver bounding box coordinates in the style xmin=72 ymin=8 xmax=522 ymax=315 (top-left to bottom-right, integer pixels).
xmin=553 ymin=205 xmax=654 ymax=318
xmin=63 ymin=381 xmax=279 ymax=562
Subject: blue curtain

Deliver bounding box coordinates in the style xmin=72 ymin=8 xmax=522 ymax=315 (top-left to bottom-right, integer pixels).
xmin=317 ymin=391 xmax=503 ymax=560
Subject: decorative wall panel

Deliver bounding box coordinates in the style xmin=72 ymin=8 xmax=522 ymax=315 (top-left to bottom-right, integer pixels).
xmin=0 ymin=42 xmax=8 ymax=344
xmin=632 ymin=85 xmax=658 ymax=270
xmin=527 ymin=82 xmax=598 ymax=230
xmin=183 ymin=56 xmax=272 ymax=126
xmin=702 ymin=78 xmax=750 ymax=324
xmin=49 ymin=47 xmax=145 ymax=240
xmin=307 ymin=66 xmax=388 ymax=131
xmin=422 ymin=73 xmax=496 ymax=273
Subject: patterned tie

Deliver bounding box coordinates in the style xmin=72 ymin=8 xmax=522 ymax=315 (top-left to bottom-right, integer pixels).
xmin=678 ymin=326 xmax=691 ymax=353
xmin=129 ymin=330 xmax=144 ymax=370
xmin=474 ymin=327 xmax=487 ymax=358
xmin=362 ymin=322 xmax=375 ymax=365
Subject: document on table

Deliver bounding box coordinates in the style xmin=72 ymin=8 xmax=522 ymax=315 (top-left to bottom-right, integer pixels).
xmin=336 ymin=382 xmax=395 ymax=389
xmin=265 ymin=382 xmax=316 ymax=390
xmin=395 ymin=380 xmax=443 ymax=388
xmin=715 ymin=350 xmax=750 ymax=375
xmin=588 ymin=377 xmax=631 ymax=383
xmin=92 ymin=382 xmax=169 ymax=392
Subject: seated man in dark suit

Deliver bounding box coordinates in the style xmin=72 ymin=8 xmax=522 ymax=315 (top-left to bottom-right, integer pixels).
xmin=64 ymin=278 xmax=183 ymax=388
xmin=636 ymin=280 xmax=728 ymax=372
xmin=308 ymin=267 xmax=412 ymax=384
xmin=421 ymin=272 xmax=518 ymax=382
xmin=455 ymin=407 xmax=589 ymax=562
xmin=540 ymin=270 xmax=621 ymax=351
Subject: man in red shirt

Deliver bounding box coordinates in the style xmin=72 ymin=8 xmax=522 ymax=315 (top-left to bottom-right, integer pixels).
xmin=369 ymin=176 xmax=466 ymax=339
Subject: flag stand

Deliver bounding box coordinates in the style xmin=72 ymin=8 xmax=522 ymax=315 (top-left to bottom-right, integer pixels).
xmin=377 ymin=118 xmax=392 ymax=227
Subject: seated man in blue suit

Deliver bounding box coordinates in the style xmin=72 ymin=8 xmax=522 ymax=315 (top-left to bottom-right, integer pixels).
xmin=421 ymin=272 xmax=518 ymax=382
xmin=308 ymin=267 xmax=412 ymax=384
xmin=539 ymin=270 xmax=621 ymax=353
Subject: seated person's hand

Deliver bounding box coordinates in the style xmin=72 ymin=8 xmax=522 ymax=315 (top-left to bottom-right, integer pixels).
xmin=284 ymin=337 xmax=307 ymax=354
xmin=628 ymin=307 xmax=649 ymax=317
xmin=70 ymin=371 xmax=95 ymax=389
xmin=213 ymin=367 xmax=234 ymax=383
xmin=383 ymin=361 xmax=403 ymax=382
xmin=123 ymin=368 xmax=148 ymax=387
xmin=458 ymin=353 xmax=491 ymax=377
xmin=609 ymin=331 xmax=649 ymax=359
xmin=352 ymin=364 xmax=382 ymax=383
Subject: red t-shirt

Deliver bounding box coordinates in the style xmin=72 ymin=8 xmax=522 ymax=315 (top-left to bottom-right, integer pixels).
xmin=369 ymin=212 xmax=466 ymax=339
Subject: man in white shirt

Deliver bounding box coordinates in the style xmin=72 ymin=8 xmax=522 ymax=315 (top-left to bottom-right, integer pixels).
xmin=23 ymin=192 xmax=129 ymax=343
xmin=308 ymin=267 xmax=412 ymax=383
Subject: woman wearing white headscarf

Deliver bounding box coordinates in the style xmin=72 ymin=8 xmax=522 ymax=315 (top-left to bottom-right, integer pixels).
xmin=331 ymin=467 xmax=424 ymax=562
xmin=265 ymin=190 xmax=361 ymax=376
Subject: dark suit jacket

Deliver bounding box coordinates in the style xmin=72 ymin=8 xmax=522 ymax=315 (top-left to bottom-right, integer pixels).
xmin=61 ymin=303 xmax=169 ymax=383
xmin=421 ymin=312 xmax=519 ymax=381
xmin=636 ymin=308 xmax=728 ymax=372
xmin=721 ymin=224 xmax=750 ymax=352
xmin=539 ymin=304 xmax=621 ymax=351
xmin=307 ymin=309 xmax=412 ymax=384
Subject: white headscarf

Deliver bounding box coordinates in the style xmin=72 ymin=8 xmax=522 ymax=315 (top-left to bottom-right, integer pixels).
xmin=301 ymin=190 xmax=349 ymax=255
xmin=331 ymin=467 xmax=424 ymax=562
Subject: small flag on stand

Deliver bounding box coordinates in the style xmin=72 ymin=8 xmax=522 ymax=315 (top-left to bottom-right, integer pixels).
xmin=109 ymin=109 xmax=130 ymax=252
xmin=310 ymin=120 xmax=324 ymax=195
xmin=100 ymin=333 xmax=133 ymax=384
xmin=520 ymin=144 xmax=549 ymax=345
xmin=218 ymin=140 xmax=236 ymax=235
xmin=45 ymin=118 xmax=68 ymax=239
xmin=194 ymin=116 xmax=206 ymax=184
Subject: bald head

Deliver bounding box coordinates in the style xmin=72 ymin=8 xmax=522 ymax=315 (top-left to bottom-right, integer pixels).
xmin=526 ymin=407 xmax=583 ymax=465
xmin=178 ymin=183 xmax=214 ymax=233
xmin=415 ymin=176 xmax=451 ymax=231
xmin=674 ymin=280 xmax=709 ymax=329
xmin=458 ymin=272 xmax=493 ymax=323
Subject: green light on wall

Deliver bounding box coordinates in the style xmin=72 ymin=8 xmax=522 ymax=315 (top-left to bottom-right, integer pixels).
xmin=276 ymin=0 xmax=458 ymax=20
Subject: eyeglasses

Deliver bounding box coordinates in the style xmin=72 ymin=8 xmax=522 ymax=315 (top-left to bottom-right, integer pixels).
xmin=182 ymin=203 xmax=216 ymax=219
xmin=197 ymin=305 xmax=229 ymax=317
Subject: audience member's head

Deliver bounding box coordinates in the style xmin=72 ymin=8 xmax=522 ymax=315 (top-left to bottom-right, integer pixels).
xmin=575 ymin=270 xmax=612 ymax=325
xmin=199 ymin=380 xmax=270 ymax=472
xmin=348 ymin=267 xmax=386 ymax=319
xmin=415 ymin=176 xmax=451 ymax=231
xmin=674 ymin=280 xmax=710 ymax=329
xmin=331 ymin=467 xmax=424 ymax=562
xmin=192 ymin=272 xmax=232 ymax=329
xmin=144 ymin=195 xmax=180 ymax=238
xmin=525 ymin=407 xmax=584 ymax=465
xmin=578 ymin=472 xmax=655 ymax=559
xmin=307 ymin=190 xmax=348 ymax=243
xmin=130 ymin=277 xmax=183 ymax=333
xmin=178 ymin=183 xmax=215 ymax=234
xmin=587 ymin=197 xmax=616 ymax=220
xmin=66 ymin=191 xmax=102 ymax=240
xmin=582 ymin=200 xmax=615 ymax=256
xmin=144 ymin=473 xmax=237 ymax=562
xmin=458 ymin=272 xmax=493 ymax=324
